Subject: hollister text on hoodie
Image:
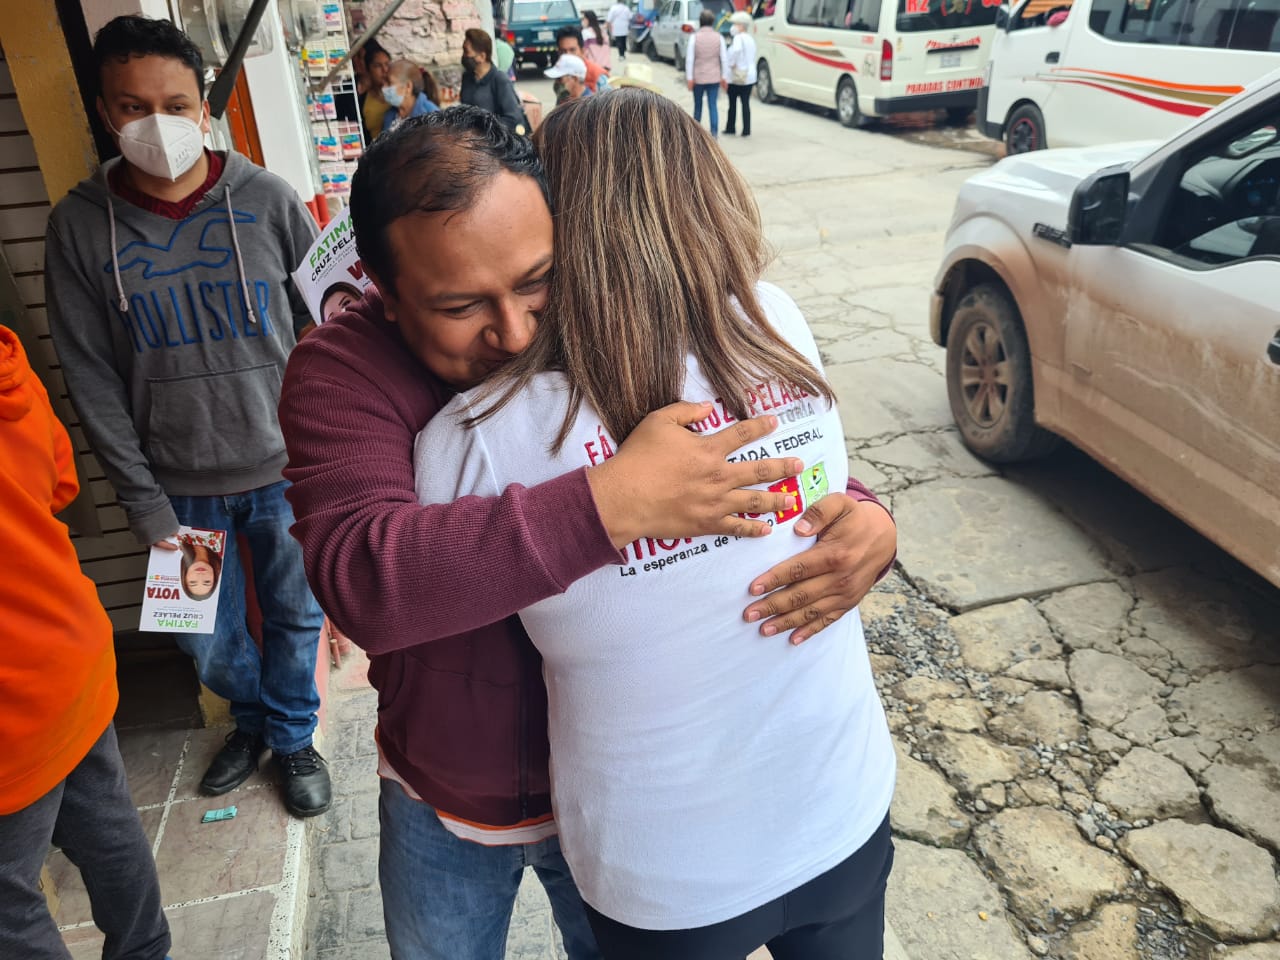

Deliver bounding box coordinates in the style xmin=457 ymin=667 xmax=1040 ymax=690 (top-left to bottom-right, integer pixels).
xmin=45 ymin=152 xmax=319 ymax=545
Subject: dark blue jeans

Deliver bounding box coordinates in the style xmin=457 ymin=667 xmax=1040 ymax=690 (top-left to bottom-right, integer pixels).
xmin=167 ymin=480 xmax=322 ymax=755
xmin=378 ymin=780 xmax=602 ymax=960
xmin=692 ymin=83 xmax=720 ymax=138
xmin=0 ymin=724 xmax=170 ymax=960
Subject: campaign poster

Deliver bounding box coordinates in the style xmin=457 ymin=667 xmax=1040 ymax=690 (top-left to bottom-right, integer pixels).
xmin=291 ymin=209 xmax=372 ymax=324
xmin=140 ymin=527 xmax=227 ymax=634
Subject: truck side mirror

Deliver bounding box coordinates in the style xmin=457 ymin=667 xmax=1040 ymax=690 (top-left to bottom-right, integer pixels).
xmin=1067 ymin=167 xmax=1130 ymax=245
xmin=995 ymin=5 xmax=1010 ymax=29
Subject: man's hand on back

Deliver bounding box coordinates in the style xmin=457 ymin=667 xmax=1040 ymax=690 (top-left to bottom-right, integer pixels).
xmin=586 ymin=400 xmax=803 ymax=549
xmin=744 ymin=494 xmax=897 ymax=645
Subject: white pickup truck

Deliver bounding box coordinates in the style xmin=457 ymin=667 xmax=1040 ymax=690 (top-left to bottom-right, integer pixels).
xmin=931 ymin=70 xmax=1280 ymax=588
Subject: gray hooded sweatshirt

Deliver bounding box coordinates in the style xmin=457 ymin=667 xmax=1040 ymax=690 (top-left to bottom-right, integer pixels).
xmin=45 ymin=151 xmax=318 ymax=545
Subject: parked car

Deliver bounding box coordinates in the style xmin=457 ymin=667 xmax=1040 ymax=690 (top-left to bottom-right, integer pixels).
xmin=506 ymin=0 xmax=582 ymax=70
xmin=931 ymin=69 xmax=1280 ymax=588
xmin=645 ymin=0 xmax=734 ymax=64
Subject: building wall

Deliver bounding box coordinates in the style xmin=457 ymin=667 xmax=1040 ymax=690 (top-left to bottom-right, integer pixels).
xmin=361 ymin=0 xmax=489 ymax=82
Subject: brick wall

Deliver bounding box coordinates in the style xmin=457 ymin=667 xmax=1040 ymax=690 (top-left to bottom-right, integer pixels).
xmin=362 ymin=0 xmax=488 ymax=86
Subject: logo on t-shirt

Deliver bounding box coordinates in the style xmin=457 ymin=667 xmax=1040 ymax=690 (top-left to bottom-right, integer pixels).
xmin=768 ymin=476 xmax=803 ymax=524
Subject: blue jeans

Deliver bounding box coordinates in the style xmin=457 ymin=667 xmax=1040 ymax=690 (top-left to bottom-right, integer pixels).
xmin=378 ymin=780 xmax=602 ymax=960
xmin=692 ymin=83 xmax=720 ymax=138
xmin=167 ymin=480 xmax=322 ymax=755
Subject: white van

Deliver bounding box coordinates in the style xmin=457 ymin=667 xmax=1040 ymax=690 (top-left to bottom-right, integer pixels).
xmin=980 ymin=0 xmax=1280 ymax=153
xmin=750 ymin=0 xmax=1001 ymax=126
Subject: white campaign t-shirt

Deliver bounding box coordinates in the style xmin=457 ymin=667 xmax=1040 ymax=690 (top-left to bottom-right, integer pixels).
xmin=414 ymin=282 xmax=895 ymax=930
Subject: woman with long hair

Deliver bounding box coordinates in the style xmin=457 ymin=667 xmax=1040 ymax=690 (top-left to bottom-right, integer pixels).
xmin=581 ymin=10 xmax=612 ymax=70
xmin=415 ymin=90 xmax=895 ymax=959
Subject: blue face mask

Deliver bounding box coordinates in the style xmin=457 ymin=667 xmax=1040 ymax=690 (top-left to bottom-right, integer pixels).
xmin=382 ymin=85 xmax=404 ymax=108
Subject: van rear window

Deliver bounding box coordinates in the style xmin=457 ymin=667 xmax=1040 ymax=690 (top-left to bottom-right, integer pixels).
xmin=896 ymin=0 xmax=1000 ymax=31
xmin=510 ymin=0 xmax=579 ymax=21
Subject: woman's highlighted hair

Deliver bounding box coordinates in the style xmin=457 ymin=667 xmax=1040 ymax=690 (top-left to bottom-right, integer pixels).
xmin=473 ymin=88 xmax=832 ymax=450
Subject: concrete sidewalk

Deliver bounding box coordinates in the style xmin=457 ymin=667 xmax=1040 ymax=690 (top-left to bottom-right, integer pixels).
xmin=49 ymin=650 xmax=311 ymax=959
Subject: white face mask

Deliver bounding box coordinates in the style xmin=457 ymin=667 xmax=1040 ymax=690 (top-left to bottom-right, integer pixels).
xmin=110 ymin=112 xmax=205 ymax=181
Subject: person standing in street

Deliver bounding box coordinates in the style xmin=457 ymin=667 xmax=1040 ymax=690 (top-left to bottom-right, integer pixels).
xmin=280 ymin=106 xmax=898 ymax=960
xmin=381 ymin=58 xmax=441 ymax=135
xmin=460 ymin=28 xmax=528 ymax=133
xmin=581 ymin=11 xmax=613 ymax=70
xmin=555 ymin=26 xmax=610 ymax=92
xmin=606 ymin=0 xmax=632 ymax=60
xmin=723 ymin=11 xmax=757 ymax=136
xmin=0 ymin=325 xmax=172 ymax=960
xmin=44 ymin=15 xmax=331 ymax=819
xmin=494 ymin=19 xmax=519 ymax=80
xmin=686 ymin=9 xmax=728 ymax=139
xmin=546 ymin=53 xmax=594 ymax=107
xmin=360 ymin=42 xmax=393 ymax=141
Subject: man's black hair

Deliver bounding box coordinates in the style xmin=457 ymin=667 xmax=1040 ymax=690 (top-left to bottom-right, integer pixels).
xmin=93 ymin=15 xmax=205 ymax=97
xmin=350 ymin=106 xmax=548 ymax=299
xmin=556 ymin=24 xmax=586 ymax=47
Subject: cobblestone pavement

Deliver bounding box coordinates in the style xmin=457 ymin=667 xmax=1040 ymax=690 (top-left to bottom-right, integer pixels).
xmin=304 ymin=72 xmax=1280 ymax=960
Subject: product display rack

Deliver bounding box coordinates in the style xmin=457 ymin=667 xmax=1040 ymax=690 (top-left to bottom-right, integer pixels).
xmin=303 ymin=1 xmax=365 ymax=205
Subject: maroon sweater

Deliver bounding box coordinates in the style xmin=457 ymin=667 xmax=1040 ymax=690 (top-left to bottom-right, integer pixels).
xmin=280 ymin=288 xmax=884 ymax=826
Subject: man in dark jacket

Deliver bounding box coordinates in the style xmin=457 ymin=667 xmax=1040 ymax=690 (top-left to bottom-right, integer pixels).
xmin=460 ymin=28 xmax=527 ymax=133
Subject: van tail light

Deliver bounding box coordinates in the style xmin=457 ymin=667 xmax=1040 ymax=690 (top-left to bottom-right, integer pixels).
xmin=506 ymin=30 xmax=516 ymax=44
xmin=880 ymin=39 xmax=893 ymax=81
xmin=682 ymin=22 xmax=695 ymax=31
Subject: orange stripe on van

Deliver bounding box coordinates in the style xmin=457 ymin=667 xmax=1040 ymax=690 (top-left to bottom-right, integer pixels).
xmin=781 ymin=35 xmax=840 ymax=47
xmin=1044 ymin=77 xmax=1213 ymax=117
xmin=780 ymin=39 xmax=856 ymax=70
xmin=1051 ymin=67 xmax=1244 ymax=96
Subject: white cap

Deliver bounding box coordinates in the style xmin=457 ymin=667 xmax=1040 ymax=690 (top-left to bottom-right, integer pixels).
xmin=544 ymin=53 xmax=587 ymax=80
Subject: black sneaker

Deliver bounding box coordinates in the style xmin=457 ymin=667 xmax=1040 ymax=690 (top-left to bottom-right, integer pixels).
xmin=277 ymin=746 xmax=331 ymax=818
xmin=200 ymin=729 xmax=265 ymax=795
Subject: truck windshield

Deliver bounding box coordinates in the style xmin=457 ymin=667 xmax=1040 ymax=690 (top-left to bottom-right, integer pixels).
xmin=896 ymin=0 xmax=1000 ymax=31
xmin=511 ymin=0 xmax=579 ymax=21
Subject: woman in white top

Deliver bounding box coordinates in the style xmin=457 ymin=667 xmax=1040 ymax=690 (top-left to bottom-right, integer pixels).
xmin=605 ymin=0 xmax=633 ymax=59
xmin=415 ymin=90 xmax=895 ymax=960
xmin=723 ymin=12 xmax=758 ymax=136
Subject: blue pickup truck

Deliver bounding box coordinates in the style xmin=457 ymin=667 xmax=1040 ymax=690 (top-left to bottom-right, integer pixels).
xmin=503 ymin=0 xmax=582 ymax=71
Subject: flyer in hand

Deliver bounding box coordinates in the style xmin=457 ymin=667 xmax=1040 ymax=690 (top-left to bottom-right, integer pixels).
xmin=291 ymin=209 xmax=372 ymax=324
xmin=140 ymin=526 xmax=227 ymax=633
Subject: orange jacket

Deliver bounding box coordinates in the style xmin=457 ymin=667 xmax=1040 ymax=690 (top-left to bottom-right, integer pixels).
xmin=0 ymin=325 xmax=117 ymax=814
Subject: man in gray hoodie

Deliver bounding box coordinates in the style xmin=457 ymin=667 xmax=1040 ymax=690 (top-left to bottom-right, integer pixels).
xmin=45 ymin=15 xmax=331 ymax=819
